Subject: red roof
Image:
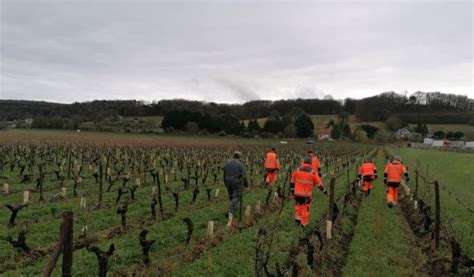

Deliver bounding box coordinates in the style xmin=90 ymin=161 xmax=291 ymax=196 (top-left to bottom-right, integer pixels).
xmin=319 ymin=126 xmax=333 ymax=135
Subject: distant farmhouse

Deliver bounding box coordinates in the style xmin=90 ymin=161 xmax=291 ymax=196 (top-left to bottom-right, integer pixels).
xmin=395 ymin=128 xmax=422 ymax=141
xmin=318 ymin=126 xmax=333 ymax=140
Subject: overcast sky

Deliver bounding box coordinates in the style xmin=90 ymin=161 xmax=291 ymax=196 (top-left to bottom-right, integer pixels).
xmin=1 ymin=1 xmax=472 ymax=103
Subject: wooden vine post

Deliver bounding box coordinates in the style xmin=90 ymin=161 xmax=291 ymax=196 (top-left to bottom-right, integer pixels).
xmin=43 ymin=211 xmax=74 ymax=277
xmin=207 ymin=221 xmax=214 ymax=239
xmin=326 ymin=177 xmax=336 ymax=239
xmin=62 ymin=212 xmax=74 ymax=277
xmin=99 ymin=163 xmax=103 ymax=203
xmin=67 ymin=149 xmax=72 ymax=179
xmin=156 ymin=171 xmax=164 ymax=216
xmin=346 ymin=169 xmax=350 ymax=186
xmin=23 ymin=191 xmax=30 ymax=205
xmin=414 ymin=169 xmax=419 ymax=209
xmin=434 ymin=181 xmax=440 ymax=250
xmin=255 ymin=228 xmax=267 ymax=276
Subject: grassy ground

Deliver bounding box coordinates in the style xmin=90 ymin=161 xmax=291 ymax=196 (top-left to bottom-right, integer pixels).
xmin=173 ymin=157 xmax=362 ymax=276
xmin=246 ymin=115 xmax=473 ymax=139
xmin=342 ymin=150 xmax=424 ymax=276
xmin=389 ymin=147 xmax=474 ymax=257
xmin=310 ymin=115 xmax=387 ymax=131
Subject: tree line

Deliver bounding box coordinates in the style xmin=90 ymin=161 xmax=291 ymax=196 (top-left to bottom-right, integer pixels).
xmin=0 ymin=91 xmax=472 ymax=128
xmin=161 ymin=109 xmax=315 ymax=138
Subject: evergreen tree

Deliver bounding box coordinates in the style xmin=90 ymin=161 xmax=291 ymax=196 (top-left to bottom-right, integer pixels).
xmin=342 ymin=124 xmax=352 ymax=139
xmin=415 ymin=122 xmax=429 ymax=137
xmin=264 ymin=118 xmax=286 ymax=134
xmin=247 ymin=119 xmax=261 ymax=133
xmin=331 ymin=124 xmax=342 ymax=139
xmin=198 ymin=113 xmax=213 ymax=131
xmin=294 ymin=114 xmax=314 ymax=138
xmin=239 ymin=121 xmax=247 ymax=133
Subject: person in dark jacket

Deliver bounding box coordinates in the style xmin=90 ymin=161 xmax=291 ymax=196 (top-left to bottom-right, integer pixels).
xmin=223 ymin=151 xmax=248 ymax=218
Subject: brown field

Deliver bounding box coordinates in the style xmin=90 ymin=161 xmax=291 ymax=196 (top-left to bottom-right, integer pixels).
xmin=0 ymin=129 xmax=282 ymax=146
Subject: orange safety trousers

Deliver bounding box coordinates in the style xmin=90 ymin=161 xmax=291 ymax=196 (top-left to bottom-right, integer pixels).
xmin=294 ymin=197 xmax=312 ymax=226
xmin=362 ymin=181 xmax=373 ymax=191
xmin=386 ymin=183 xmax=400 ymax=203
xmin=265 ymin=170 xmax=278 ymax=186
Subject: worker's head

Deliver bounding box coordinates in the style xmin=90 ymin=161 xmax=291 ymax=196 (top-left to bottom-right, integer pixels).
xmin=303 ymin=156 xmax=313 ymax=165
xmin=307 ymin=150 xmax=313 ymax=156
xmin=393 ymin=155 xmax=401 ymax=163
xmin=271 ymin=147 xmax=276 ymax=152
xmin=233 ymin=151 xmax=242 ymax=160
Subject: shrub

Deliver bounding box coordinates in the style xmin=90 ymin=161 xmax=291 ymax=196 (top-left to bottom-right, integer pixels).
xmin=374 ymin=130 xmax=389 ymax=143
xmin=385 ymin=115 xmax=404 ymax=132
xmin=259 ymin=132 xmax=273 ymax=139
xmin=353 ymin=129 xmax=368 ymax=142
xmin=264 ymin=119 xmax=286 ymax=134
xmin=453 ymin=131 xmax=464 ymax=139
xmin=283 ymin=123 xmax=296 ymax=138
xmin=360 ymin=124 xmax=379 ymax=139
xmin=185 ymin=121 xmax=199 ymax=133
xmin=433 ymin=131 xmax=445 ymax=139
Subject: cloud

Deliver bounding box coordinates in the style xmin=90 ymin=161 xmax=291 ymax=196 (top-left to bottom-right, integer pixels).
xmin=213 ymin=78 xmax=260 ymax=102
xmin=0 ymin=1 xmax=472 ymax=103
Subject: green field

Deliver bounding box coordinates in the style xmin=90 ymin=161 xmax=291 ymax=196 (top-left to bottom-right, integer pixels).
xmin=389 ymin=147 xmax=474 ymax=256
xmin=343 ymin=150 xmax=424 ymax=276
xmin=244 ymin=114 xmax=387 ymax=135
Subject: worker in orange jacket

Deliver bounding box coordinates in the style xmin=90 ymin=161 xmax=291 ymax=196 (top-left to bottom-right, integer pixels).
xmin=357 ymin=160 xmax=377 ymax=196
xmin=301 ymin=150 xmax=322 ymax=177
xmin=291 ymin=156 xmax=327 ymax=226
xmin=264 ymin=147 xmax=280 ymax=187
xmin=384 ymin=155 xmax=409 ymax=208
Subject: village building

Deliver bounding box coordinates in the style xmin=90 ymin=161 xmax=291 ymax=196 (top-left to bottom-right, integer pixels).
xmin=318 ymin=126 xmax=333 ymax=140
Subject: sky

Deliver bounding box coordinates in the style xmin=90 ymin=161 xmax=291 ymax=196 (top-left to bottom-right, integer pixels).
xmin=0 ymin=0 xmax=472 ymax=104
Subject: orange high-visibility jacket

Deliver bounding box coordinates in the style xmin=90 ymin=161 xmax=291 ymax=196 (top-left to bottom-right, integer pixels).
xmin=264 ymin=152 xmax=280 ymax=169
xmin=291 ymin=164 xmax=323 ymax=198
xmin=359 ymin=162 xmax=377 ymax=177
xmin=384 ymin=162 xmax=407 ymax=183
xmin=300 ymin=154 xmax=320 ymax=173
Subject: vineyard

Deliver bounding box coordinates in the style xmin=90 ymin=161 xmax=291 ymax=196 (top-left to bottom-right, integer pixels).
xmin=0 ymin=133 xmax=473 ymax=276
